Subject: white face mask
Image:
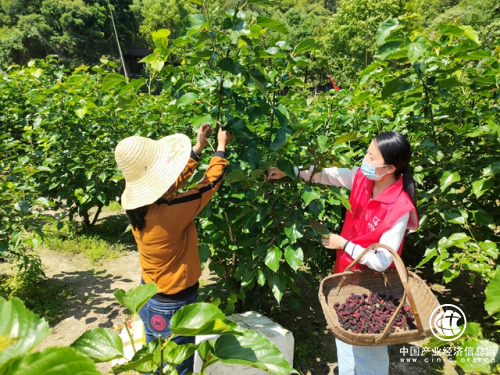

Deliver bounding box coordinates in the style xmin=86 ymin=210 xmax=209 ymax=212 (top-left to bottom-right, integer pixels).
xmin=361 ymin=161 xmax=389 ymax=181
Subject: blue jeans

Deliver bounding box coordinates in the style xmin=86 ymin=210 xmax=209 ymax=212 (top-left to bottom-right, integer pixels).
xmin=335 ymin=338 xmax=389 ymax=375
xmin=138 ymin=292 xmax=198 ymax=375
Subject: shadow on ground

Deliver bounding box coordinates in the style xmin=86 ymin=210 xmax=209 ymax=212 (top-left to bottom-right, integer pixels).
xmin=50 ymin=268 xmax=136 ymax=327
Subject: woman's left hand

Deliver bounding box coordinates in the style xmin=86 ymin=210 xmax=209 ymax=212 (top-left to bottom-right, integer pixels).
xmin=322 ymin=233 xmax=348 ymax=250
xmin=195 ymin=124 xmax=213 ymax=151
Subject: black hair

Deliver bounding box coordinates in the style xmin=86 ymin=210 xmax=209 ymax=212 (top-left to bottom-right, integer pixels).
xmin=374 ymin=132 xmax=417 ymax=207
xmin=126 ymin=206 xmax=149 ymax=231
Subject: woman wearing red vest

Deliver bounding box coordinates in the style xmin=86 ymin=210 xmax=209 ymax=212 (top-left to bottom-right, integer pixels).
xmin=268 ymin=132 xmax=419 ymax=375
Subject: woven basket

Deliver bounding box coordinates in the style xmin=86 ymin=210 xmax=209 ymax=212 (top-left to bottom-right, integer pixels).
xmin=319 ymin=244 xmax=442 ymax=346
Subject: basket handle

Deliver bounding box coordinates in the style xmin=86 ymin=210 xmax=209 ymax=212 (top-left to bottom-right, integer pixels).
xmin=341 ymin=243 xmax=425 ymax=340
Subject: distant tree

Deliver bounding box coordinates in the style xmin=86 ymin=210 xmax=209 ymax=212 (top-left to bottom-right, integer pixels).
xmin=424 ymin=0 xmax=500 ymax=47
xmin=318 ymin=0 xmax=421 ymax=86
xmin=0 ymin=0 xmax=134 ymax=67
xmin=130 ymin=0 xmax=196 ymax=47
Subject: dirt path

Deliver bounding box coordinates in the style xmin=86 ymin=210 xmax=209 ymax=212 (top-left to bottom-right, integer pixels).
xmin=28 ymin=246 xmax=464 ymax=375
xmin=33 ymin=249 xmax=142 ymax=373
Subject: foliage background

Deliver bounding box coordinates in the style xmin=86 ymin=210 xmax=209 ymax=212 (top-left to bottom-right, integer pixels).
xmin=1 ymin=0 xmax=500 ymax=373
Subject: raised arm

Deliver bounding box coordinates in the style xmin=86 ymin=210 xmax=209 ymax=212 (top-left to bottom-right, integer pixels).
xmin=268 ymin=165 xmax=357 ymax=190
xmin=161 ymin=128 xmax=233 ymax=227
xmin=162 ymin=124 xmax=213 ymax=197
xmin=296 ymin=166 xmax=357 ymax=190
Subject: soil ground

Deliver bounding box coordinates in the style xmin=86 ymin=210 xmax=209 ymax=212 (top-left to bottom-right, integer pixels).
xmin=1 ymin=210 xmax=480 ymax=374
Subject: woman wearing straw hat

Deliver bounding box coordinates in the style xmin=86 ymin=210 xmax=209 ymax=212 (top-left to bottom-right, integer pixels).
xmin=115 ymin=125 xmax=233 ymax=375
xmin=267 ymin=132 xmax=419 ymax=375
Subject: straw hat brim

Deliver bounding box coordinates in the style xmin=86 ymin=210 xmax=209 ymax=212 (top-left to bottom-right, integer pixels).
xmin=119 ymin=134 xmax=191 ymax=210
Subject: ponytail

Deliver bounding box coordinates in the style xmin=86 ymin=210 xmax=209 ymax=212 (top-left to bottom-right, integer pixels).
xmin=126 ymin=205 xmax=149 ymax=231
xmin=402 ymin=170 xmax=417 ymax=207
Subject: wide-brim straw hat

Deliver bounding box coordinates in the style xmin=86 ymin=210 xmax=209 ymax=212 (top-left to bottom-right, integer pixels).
xmin=115 ymin=134 xmax=191 ymax=210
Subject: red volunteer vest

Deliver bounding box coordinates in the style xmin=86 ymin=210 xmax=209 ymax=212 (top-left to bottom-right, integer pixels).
xmin=334 ymin=169 xmax=419 ymax=274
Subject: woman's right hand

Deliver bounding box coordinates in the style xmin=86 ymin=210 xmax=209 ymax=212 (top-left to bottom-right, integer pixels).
xmin=217 ymin=128 xmax=233 ymax=145
xmin=267 ymin=167 xmax=287 ymax=180
xmin=217 ymin=128 xmax=233 ymax=152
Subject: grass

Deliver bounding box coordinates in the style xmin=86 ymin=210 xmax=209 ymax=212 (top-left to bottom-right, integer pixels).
xmin=101 ymin=200 xmax=122 ymax=212
xmin=15 ymin=278 xmax=75 ymax=325
xmin=42 ymin=216 xmax=133 ymax=265
xmin=0 ymin=265 xmax=75 ymax=326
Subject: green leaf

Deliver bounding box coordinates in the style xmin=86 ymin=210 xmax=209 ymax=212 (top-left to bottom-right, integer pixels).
xmin=218 ymin=56 xmax=234 ymax=71
xmin=113 ymin=341 xmax=159 ymax=373
xmin=442 ymin=233 xmax=470 ymax=249
xmin=460 ymin=26 xmax=480 ymax=44
xmin=270 ymin=125 xmax=293 ymax=151
xmin=284 ymin=246 xmax=303 ymax=272
xmin=264 ymin=247 xmax=282 ymax=272
xmin=230 ymin=118 xmax=254 ymax=139
xmin=441 ymin=40 xmax=479 ymax=55
xmin=0 ymin=336 xmax=15 ymax=353
xmin=276 ymin=160 xmax=296 ymax=179
xmin=485 ymin=270 xmax=500 ymax=316
xmin=212 ymin=329 xmax=296 ymax=374
xmin=248 ymin=0 xmax=274 ymax=5
xmin=437 ymin=77 xmax=461 ymax=89
xmin=116 ymin=95 xmax=138 ymax=110
xmin=75 ymin=107 xmax=87 ymax=119
xmin=225 ymin=170 xmax=247 ymax=184
xmin=151 ymin=29 xmax=171 ymax=50
xmin=70 ymin=328 xmax=124 ymax=363
xmin=317 ymin=135 xmax=329 ymax=151
xmin=257 ymin=270 xmax=266 ymax=286
xmin=333 ymin=132 xmax=361 ymax=145
xmin=284 ymin=222 xmax=303 ymax=244
xmin=456 ymin=50 xmax=492 ymax=60
xmin=473 ymin=209 xmax=495 ymax=227
xmin=113 ymin=283 xmax=158 ymax=315
xmin=256 ymin=16 xmax=289 ymax=35
xmin=358 ymin=62 xmax=382 ymax=82
xmin=5 ymin=347 xmax=99 ymax=375
xmin=480 ymin=241 xmax=498 ymax=259
xmin=184 ymin=14 xmax=207 ymax=32
xmin=163 ymin=341 xmax=198 ymax=365
xmin=439 ymin=24 xmax=480 ymax=44
xmin=376 ymin=19 xmax=402 ymax=45
xmin=439 ymin=24 xmax=465 ymax=37
xmin=191 ymin=115 xmax=214 ymax=129
xmin=301 ymin=187 xmax=320 ymax=206
xmin=456 ymin=339 xmax=499 ymax=374
xmin=381 ymin=79 xmax=403 ymax=99
xmin=293 ymin=38 xmax=319 ymax=55
xmin=186 ymin=0 xmax=203 ymax=4
xmin=415 ymin=248 xmax=437 ymax=268
xmin=375 ymin=42 xmax=403 ymax=60
xmin=472 ymin=178 xmax=494 ymax=198
xmin=177 ymin=92 xmax=199 ymax=107
xmin=269 ymin=275 xmax=287 ymax=306
xmin=102 ymin=73 xmax=126 ymax=92
xmin=0 ymin=297 xmax=51 ymax=370
xmin=33 ymin=197 xmax=50 ymax=208
xmin=483 ymin=161 xmax=500 ymax=176
xmin=170 ymin=303 xmax=243 ymax=336
xmin=440 ymin=171 xmax=461 ymax=191
xmin=309 ymin=220 xmax=330 ymax=237
xmin=248 ymin=69 xmax=268 ymax=94
xmin=309 ymin=200 xmax=323 ymax=218
xmin=442 ymin=209 xmax=467 ymax=225
xmin=406 ymin=42 xmax=426 ymax=64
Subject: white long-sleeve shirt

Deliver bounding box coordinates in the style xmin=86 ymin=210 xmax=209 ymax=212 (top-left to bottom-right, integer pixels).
xmin=296 ymin=166 xmax=409 ymax=272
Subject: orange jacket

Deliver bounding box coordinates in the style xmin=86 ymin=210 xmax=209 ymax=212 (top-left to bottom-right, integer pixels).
xmin=131 ymin=152 xmax=227 ymax=294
